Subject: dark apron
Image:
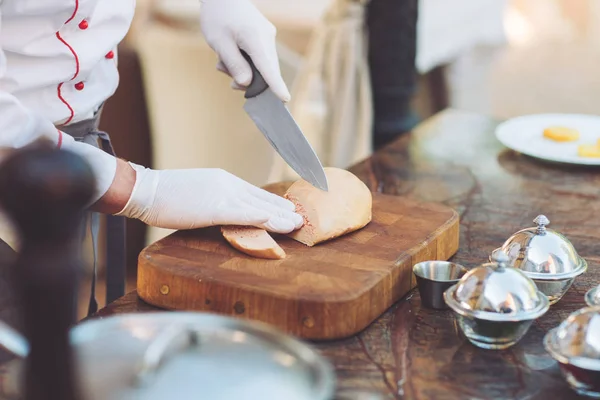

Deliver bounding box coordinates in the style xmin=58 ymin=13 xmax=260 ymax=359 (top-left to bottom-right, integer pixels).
xmin=57 ymin=108 xmax=126 ymax=316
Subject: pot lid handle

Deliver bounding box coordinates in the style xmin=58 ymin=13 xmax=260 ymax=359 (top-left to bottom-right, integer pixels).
xmin=134 ymin=324 xmax=201 ymax=387
xmin=491 ymin=249 xmax=510 ymax=271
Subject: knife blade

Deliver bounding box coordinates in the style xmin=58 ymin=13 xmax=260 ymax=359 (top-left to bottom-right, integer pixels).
xmin=240 ymin=51 xmax=328 ymax=192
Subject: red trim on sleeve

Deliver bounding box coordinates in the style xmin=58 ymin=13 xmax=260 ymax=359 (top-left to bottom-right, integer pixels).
xmin=56 ymin=129 xmax=64 ymax=149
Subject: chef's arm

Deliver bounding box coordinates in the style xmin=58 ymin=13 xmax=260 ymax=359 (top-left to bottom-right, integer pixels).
xmin=0 ymin=14 xmax=125 ymax=212
xmin=0 ymin=85 xmax=134 ymax=214
xmin=0 ymin=88 xmax=121 ymax=209
xmin=89 ymin=159 xmax=135 ymax=214
xmin=0 ymin=88 xmax=297 ymax=233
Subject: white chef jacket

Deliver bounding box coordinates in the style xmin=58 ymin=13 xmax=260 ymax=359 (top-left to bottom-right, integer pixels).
xmin=0 ymin=0 xmax=136 ymax=204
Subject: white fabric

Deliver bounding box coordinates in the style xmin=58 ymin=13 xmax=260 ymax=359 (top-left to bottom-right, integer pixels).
xmin=115 ymin=162 xmax=303 ymax=233
xmin=199 ymin=0 xmax=291 ymax=102
xmin=0 ymin=0 xmax=135 ymax=251
xmin=150 ymin=0 xmax=332 ymax=32
xmin=0 ymin=0 xmax=136 ymax=204
xmin=416 ymin=0 xmax=508 ymax=74
xmin=268 ymin=0 xmax=372 ymax=183
xmin=153 ymin=0 xmax=507 ymax=75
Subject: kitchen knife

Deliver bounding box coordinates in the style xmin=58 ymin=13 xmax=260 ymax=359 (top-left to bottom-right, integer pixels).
xmin=240 ymin=50 xmax=328 ymax=192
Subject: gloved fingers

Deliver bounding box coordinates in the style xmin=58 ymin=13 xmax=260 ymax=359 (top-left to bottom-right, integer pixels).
xmin=216 ymin=39 xmax=253 ymax=88
xmin=241 ymin=37 xmax=290 ymax=102
xmin=213 ymin=204 xmax=271 ymax=227
xmin=216 ymin=59 xmax=229 ymax=75
xmin=259 ymin=216 xmax=297 ymax=234
xmin=217 ymin=60 xmax=248 ymax=91
xmin=230 ymin=81 xmax=247 ymax=91
xmin=247 ymin=185 xmax=296 ymax=211
xmin=217 ymin=61 xmax=247 ymax=91
xmin=216 ymin=59 xmax=246 ymax=93
xmin=271 ymin=211 xmax=303 ymax=230
xmin=216 ymin=201 xmax=295 ymax=234
xmin=245 ymin=195 xmax=303 ymax=229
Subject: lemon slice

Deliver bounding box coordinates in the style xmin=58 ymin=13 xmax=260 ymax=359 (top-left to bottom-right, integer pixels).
xmin=543 ymin=126 xmax=580 ymax=142
xmin=577 ymin=144 xmax=600 ymax=158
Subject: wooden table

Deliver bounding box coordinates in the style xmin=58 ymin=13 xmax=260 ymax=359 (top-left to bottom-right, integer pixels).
xmin=93 ymin=109 xmax=599 ymax=400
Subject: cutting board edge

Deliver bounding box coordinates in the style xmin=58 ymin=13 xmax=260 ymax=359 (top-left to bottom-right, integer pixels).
xmin=136 ymin=209 xmax=460 ymax=340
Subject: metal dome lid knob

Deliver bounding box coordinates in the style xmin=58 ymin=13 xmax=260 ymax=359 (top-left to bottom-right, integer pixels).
xmin=491 ymin=250 xmax=510 ymax=270
xmin=533 ymin=215 xmax=550 ymax=235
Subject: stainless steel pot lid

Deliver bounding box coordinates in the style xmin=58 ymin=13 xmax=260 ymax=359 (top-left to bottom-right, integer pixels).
xmin=69 ymin=312 xmax=335 ymax=400
xmin=544 ymin=306 xmax=600 ymax=370
xmin=491 ymin=215 xmax=587 ymax=280
xmin=446 ymin=250 xmax=549 ymax=320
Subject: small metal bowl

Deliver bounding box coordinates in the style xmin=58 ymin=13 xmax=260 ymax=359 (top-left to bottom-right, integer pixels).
xmin=413 ymin=261 xmax=468 ymax=310
xmin=490 ymin=215 xmax=587 ymax=305
xmin=444 ymin=250 xmax=550 ymax=350
xmin=544 ymin=306 xmax=600 ymax=398
xmin=585 ymin=285 xmax=600 ymax=307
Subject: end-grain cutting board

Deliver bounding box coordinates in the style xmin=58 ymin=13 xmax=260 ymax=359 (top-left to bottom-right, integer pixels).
xmin=137 ymin=182 xmax=459 ymax=340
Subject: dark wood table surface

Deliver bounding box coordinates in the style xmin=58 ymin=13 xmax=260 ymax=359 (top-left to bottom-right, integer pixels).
xmin=93 ymin=109 xmax=600 ymax=400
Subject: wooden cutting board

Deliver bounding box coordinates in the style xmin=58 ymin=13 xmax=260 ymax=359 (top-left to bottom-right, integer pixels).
xmin=137 ymin=182 xmax=459 ymax=340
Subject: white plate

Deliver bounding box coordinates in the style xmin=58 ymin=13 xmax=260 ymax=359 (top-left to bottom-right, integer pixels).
xmin=495 ymin=114 xmax=600 ymax=165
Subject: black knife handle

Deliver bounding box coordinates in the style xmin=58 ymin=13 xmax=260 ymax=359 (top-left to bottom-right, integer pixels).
xmin=241 ymin=50 xmax=269 ymax=99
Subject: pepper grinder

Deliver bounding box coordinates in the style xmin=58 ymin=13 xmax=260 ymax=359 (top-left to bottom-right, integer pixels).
xmin=0 ymin=140 xmax=95 ymax=400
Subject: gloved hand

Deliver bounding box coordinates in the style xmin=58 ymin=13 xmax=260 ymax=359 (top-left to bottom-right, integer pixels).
xmin=199 ymin=0 xmax=291 ymax=102
xmin=115 ymin=162 xmax=303 ymax=233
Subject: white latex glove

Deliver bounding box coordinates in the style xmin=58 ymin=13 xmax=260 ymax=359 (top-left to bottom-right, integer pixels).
xmin=199 ymin=0 xmax=291 ymax=102
xmin=115 ymin=163 xmax=303 ymax=233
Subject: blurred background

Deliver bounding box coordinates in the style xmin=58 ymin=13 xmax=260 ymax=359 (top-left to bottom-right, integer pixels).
xmin=88 ymin=0 xmax=600 ymax=316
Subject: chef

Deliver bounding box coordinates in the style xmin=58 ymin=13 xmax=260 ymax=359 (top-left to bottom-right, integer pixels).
xmin=0 ymin=0 xmax=303 ymax=311
xmin=0 ymin=0 xmax=304 ymax=236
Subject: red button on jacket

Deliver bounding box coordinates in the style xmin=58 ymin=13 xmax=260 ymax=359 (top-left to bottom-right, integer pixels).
xmin=105 ymin=51 xmax=115 ymax=59
xmin=75 ymin=82 xmax=85 ymax=91
xmin=78 ymin=20 xmax=89 ymax=30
